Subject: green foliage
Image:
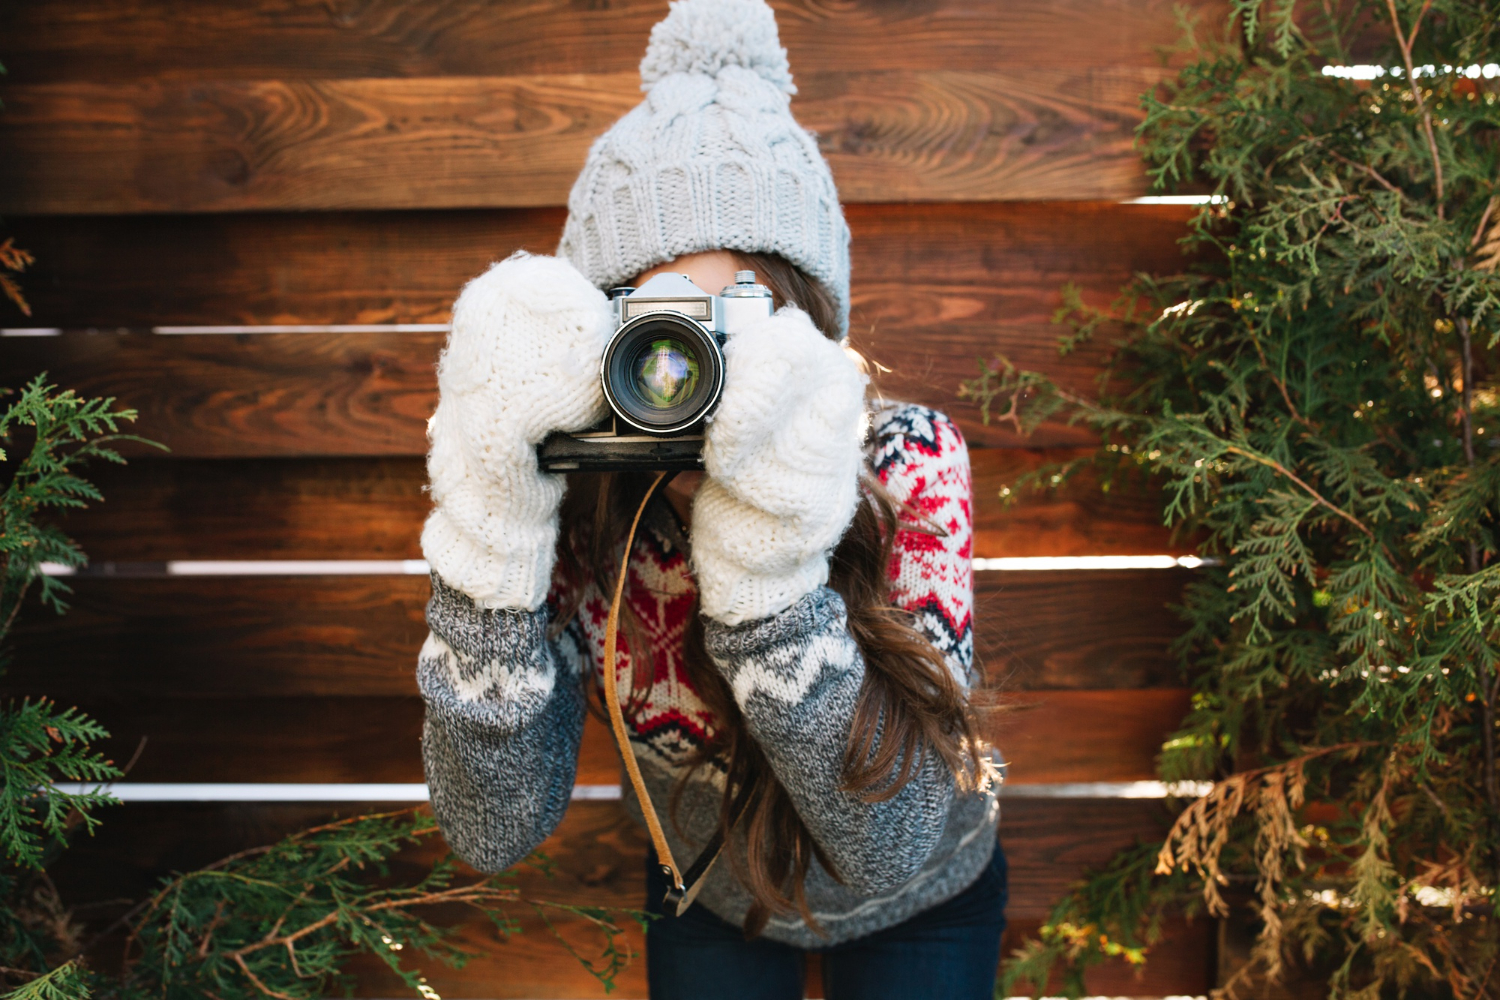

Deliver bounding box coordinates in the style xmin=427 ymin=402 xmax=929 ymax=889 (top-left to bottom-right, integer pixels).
xmin=1 ymin=811 xmax=644 ymax=1000
xmin=2 ymin=964 xmax=90 ymax=1000
xmin=966 ymin=1 xmax=1500 ymax=994
xmin=0 ymin=376 xmax=144 ymax=877
xmin=0 ymin=700 xmax=120 ymax=869
xmin=0 ymin=376 xmax=146 ymax=871
xmin=107 ymin=811 xmax=642 ymax=1000
xmin=1 ymin=374 xmax=158 ymax=624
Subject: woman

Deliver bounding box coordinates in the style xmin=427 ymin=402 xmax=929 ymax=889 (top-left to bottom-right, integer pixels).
xmin=416 ymin=2 xmax=1005 ymax=997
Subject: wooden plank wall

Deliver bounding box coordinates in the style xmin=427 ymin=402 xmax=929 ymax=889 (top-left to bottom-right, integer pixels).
xmin=0 ymin=1 xmax=1220 ymax=995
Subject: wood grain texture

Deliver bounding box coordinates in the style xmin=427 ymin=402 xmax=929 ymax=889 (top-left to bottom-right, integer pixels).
xmin=20 ymin=688 xmax=1186 ymax=786
xmin=0 ymin=67 xmax=1163 ymax=214
xmin=64 ymin=458 xmax=435 ymax=561
xmin=7 ymin=208 xmax=571 ymax=328
xmin=0 ymin=0 xmax=1225 ymax=82
xmin=3 ymin=572 xmax=1188 ymax=699
xmin=76 ymin=796 xmax=1189 ymax=934
xmin=8 ymin=203 xmax=1193 ymax=328
xmin=994 ymin=688 xmax=1191 ymax=784
xmin=6 ymin=577 xmax=435 ymax=699
xmin=1001 ymin=799 xmax=1177 ymax=920
xmin=43 ymin=803 xmax=1194 ymax=995
xmin=57 ymin=448 xmax=1176 ymax=562
xmin=2 ymin=202 xmax=1195 ymax=452
xmin=67 ymin=697 xmax=430 ymax=784
xmin=848 ymin=201 xmax=1196 ymax=445
xmin=0 ymin=74 xmax=637 ymax=215
xmin=975 ymin=570 xmax=1189 ymax=690
xmin=2 ymin=329 xmax=444 ymax=459
xmin=15 ymin=696 xmax=619 ymax=786
xmin=970 ymin=448 xmax=1184 ymax=558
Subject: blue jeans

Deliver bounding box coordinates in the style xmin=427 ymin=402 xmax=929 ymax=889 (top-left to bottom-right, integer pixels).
xmin=644 ymin=841 xmax=1008 ymax=1000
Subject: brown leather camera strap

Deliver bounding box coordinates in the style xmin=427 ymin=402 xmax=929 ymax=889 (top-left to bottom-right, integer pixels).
xmin=601 ymin=471 xmax=725 ymax=916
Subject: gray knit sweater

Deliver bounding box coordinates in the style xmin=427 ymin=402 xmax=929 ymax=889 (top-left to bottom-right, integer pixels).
xmin=417 ymin=404 xmax=1000 ymax=947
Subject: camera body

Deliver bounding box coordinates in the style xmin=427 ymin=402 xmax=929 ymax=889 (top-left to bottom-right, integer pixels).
xmin=538 ymin=270 xmax=774 ymax=472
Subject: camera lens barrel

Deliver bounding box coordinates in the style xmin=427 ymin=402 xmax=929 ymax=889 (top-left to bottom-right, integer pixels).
xmin=601 ymin=312 xmax=725 ymax=434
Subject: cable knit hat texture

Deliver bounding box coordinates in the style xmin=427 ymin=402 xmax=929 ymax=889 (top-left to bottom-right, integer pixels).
xmin=558 ymin=0 xmax=851 ymax=336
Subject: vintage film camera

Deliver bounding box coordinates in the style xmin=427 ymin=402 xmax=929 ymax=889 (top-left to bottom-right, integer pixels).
xmin=537 ymin=270 xmax=774 ymax=472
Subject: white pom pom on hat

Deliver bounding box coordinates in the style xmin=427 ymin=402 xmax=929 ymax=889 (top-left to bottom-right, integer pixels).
xmin=640 ymin=0 xmax=795 ymax=94
xmin=558 ymin=0 xmax=851 ymax=336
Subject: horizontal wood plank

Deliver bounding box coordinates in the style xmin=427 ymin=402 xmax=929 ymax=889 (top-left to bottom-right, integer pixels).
xmin=3 ymin=571 xmax=1188 ymax=699
xmin=1001 ymin=799 xmax=1177 ymax=921
xmin=57 ymin=449 xmax=1178 ymax=562
xmin=7 ymin=203 xmax=1193 ymax=329
xmin=0 ymin=67 xmax=1164 ymax=214
xmin=7 ymin=577 xmax=434 ymax=699
xmin=3 ymin=329 xmax=445 ymax=458
xmin=996 ymin=688 xmax=1190 ymax=784
xmin=0 ymin=74 xmax=636 ymax=215
xmin=5 ymin=563 xmax=1190 ymax=783
xmin=0 ymin=0 xmax=1224 ymax=82
xmin=12 ymin=688 xmax=1187 ymax=786
xmin=972 ymin=448 xmax=1182 ymax=558
xmin=3 ymin=202 xmax=1194 ymax=452
xmin=976 ymin=570 xmax=1188 ymax=690
xmin=48 ymin=797 xmax=1210 ymax=996
xmin=64 ymin=458 xmax=434 ymax=561
xmin=52 ymin=800 xmax=1173 ymax=916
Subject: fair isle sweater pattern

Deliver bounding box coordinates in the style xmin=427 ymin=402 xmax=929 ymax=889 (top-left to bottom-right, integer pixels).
xmin=557 ymin=401 xmax=978 ymax=773
xmin=416 ymin=402 xmax=997 ymax=947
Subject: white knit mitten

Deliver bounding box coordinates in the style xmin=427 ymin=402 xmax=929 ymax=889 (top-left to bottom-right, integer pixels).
xmin=422 ymin=253 xmax=612 ymax=609
xmin=691 ymin=308 xmax=868 ymax=625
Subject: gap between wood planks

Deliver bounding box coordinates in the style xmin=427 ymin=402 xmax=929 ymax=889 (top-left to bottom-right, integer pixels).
xmin=52 ymin=780 xmax=1214 ymax=803
xmin=39 ymin=557 xmax=1214 ymax=577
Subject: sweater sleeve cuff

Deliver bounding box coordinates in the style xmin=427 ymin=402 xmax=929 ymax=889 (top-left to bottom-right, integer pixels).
xmin=703 ymin=586 xmax=841 ymax=651
xmin=422 ymin=572 xmax=571 ymax=708
xmin=427 ymin=573 xmax=551 ymax=651
xmin=701 ymin=587 xmax=858 ymax=694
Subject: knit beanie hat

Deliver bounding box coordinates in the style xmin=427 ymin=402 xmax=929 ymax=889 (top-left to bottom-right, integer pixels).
xmin=558 ymin=0 xmax=852 ymax=337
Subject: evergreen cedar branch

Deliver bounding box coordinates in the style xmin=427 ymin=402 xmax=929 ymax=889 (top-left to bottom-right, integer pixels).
xmin=0 ymin=379 xmax=644 ymax=999
xmin=962 ymin=0 xmax=1500 ymax=994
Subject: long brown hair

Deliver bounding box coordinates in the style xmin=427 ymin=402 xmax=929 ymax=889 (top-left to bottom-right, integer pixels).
xmin=554 ymin=251 xmax=983 ymax=936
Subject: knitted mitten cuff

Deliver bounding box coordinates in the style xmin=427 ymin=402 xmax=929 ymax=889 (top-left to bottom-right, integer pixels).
xmin=422 ymin=253 xmax=613 ymax=610
xmin=691 ymin=307 xmax=867 ymax=625
xmin=690 ymin=478 xmax=835 ymax=625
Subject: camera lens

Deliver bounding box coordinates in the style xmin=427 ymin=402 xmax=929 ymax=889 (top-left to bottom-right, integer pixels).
xmin=628 ymin=337 xmax=700 ymax=409
xmin=602 ymin=314 xmax=724 ymax=434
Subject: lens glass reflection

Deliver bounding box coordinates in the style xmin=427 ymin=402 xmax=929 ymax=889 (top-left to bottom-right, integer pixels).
xmin=629 ymin=338 xmax=700 ymax=409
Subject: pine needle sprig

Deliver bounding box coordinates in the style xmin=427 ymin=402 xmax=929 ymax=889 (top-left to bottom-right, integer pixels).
xmin=0 ymin=376 xmax=162 ymax=873
xmin=1 ymin=373 xmax=164 ymax=626
xmin=109 ymin=810 xmax=645 ymax=1000
xmin=0 ymin=962 xmax=91 ymax=1000
xmin=0 ymin=700 xmax=121 ymax=870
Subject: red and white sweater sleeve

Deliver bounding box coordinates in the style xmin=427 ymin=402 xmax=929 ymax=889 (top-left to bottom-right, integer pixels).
xmin=870 ymin=403 xmax=977 ymax=688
